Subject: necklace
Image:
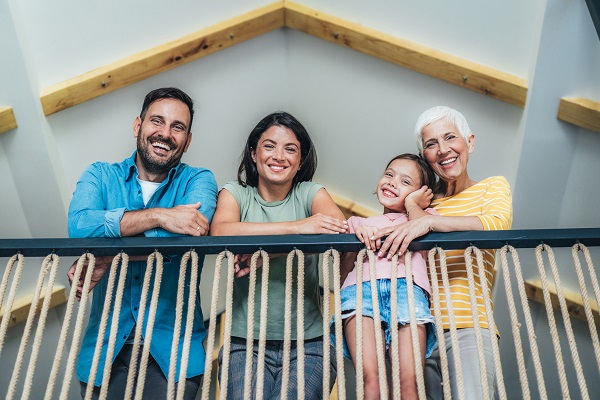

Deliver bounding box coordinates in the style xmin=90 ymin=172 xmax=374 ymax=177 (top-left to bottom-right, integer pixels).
xmin=384 ymin=212 xmax=407 ymax=223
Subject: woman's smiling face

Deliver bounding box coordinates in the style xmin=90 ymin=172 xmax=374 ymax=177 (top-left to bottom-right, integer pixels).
xmin=421 ymin=118 xmax=474 ymax=184
xmin=251 ymin=125 xmax=301 ymax=189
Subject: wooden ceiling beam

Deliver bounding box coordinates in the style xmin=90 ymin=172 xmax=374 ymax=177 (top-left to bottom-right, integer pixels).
xmin=0 ymin=107 xmax=17 ymax=134
xmin=284 ymin=2 xmax=528 ymax=107
xmin=40 ymin=2 xmax=285 ymax=116
xmin=557 ymin=97 xmax=600 ymax=134
xmin=39 ymin=1 xmax=531 ymax=116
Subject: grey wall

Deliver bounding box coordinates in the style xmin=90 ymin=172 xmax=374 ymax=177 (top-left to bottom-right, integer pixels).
xmin=1 ymin=0 xmax=599 ymax=398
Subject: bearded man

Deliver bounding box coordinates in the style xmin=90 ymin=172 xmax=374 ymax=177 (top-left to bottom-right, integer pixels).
xmin=68 ymin=87 xmax=217 ymax=399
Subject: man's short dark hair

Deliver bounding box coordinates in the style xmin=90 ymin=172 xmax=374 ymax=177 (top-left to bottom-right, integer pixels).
xmin=139 ymin=87 xmax=195 ymax=131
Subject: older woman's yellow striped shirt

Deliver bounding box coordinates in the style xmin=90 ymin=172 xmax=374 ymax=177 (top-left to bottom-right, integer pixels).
xmin=429 ymin=176 xmax=513 ymax=329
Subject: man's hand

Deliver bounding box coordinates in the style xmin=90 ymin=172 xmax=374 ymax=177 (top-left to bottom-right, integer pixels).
xmin=155 ymin=202 xmax=210 ymax=236
xmin=67 ymin=256 xmax=113 ymax=301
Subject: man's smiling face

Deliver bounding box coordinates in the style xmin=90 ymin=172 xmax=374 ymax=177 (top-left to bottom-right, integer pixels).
xmin=133 ymin=98 xmax=192 ymax=181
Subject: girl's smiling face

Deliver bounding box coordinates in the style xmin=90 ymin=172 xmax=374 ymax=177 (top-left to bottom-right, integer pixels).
xmin=377 ymin=158 xmax=422 ymax=214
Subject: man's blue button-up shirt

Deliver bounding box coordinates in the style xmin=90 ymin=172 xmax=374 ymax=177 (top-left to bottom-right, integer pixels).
xmin=68 ymin=151 xmax=218 ymax=386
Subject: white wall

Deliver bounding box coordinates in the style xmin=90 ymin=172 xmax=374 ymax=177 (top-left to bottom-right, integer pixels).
xmin=1 ymin=0 xmax=600 ymax=398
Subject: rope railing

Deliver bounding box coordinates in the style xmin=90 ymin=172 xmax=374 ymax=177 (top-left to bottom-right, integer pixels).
xmin=0 ymin=229 xmax=599 ymax=399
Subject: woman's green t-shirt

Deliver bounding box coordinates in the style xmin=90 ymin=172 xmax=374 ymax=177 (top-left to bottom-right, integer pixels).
xmin=222 ymin=181 xmax=324 ymax=340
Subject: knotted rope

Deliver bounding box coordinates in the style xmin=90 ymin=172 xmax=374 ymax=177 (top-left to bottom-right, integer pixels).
xmin=281 ymin=249 xmax=294 ymax=399
xmin=296 ymin=249 xmax=306 ymax=400
xmin=498 ymin=245 xmax=545 ymax=400
xmin=86 ymin=253 xmax=129 ymax=400
xmin=0 ymin=253 xmax=25 ymax=358
xmin=200 ymin=251 xmax=234 ymax=400
xmin=220 ymin=251 xmax=237 ymax=400
xmin=463 ymin=247 xmax=490 ymax=400
xmin=355 ymin=249 xmax=365 ymax=399
xmin=427 ymin=247 xmax=462 ymax=399
xmin=243 ymin=250 xmax=267 ymax=399
xmin=119 ymin=251 xmax=157 ymax=399
xmin=176 ymin=250 xmax=199 ymax=400
xmin=9 ymin=253 xmax=60 ymax=400
xmin=59 ymin=253 xmax=97 ymax=400
xmin=404 ymin=251 xmax=427 ymax=399
xmin=477 ymin=246 xmax=506 ymax=400
xmin=323 ymin=249 xmax=345 ymax=400
xmin=254 ymin=251 xmax=271 ymax=399
xmin=534 ymin=244 xmax=571 ymax=399
xmin=166 ymin=251 xmax=196 ymax=400
xmin=389 ymin=254 xmax=401 ymax=400
xmin=357 ymin=249 xmax=388 ymax=399
xmin=537 ymin=244 xmax=589 ymax=399
xmin=166 ymin=250 xmax=187 ymax=399
xmin=281 ymin=249 xmax=305 ymax=400
xmin=44 ymin=253 xmax=88 ymax=399
xmin=571 ymin=244 xmax=600 ymax=372
xmin=134 ymin=252 xmax=163 ymax=400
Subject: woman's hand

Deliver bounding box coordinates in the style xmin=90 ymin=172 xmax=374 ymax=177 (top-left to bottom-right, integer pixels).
xmin=296 ymin=213 xmax=348 ymax=234
xmin=373 ymin=216 xmax=434 ymax=259
xmin=232 ymin=254 xmax=254 ymax=278
xmin=354 ymin=225 xmax=381 ymax=251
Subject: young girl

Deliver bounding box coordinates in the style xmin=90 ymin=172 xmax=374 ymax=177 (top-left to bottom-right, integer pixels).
xmin=338 ymin=153 xmax=438 ymax=399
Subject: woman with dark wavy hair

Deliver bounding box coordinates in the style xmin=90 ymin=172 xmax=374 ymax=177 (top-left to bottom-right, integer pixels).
xmin=211 ymin=111 xmax=347 ymax=399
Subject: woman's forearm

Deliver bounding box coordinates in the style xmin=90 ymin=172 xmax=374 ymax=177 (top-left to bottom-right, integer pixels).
xmin=427 ymin=214 xmax=484 ymax=232
xmin=210 ymin=220 xmax=300 ymax=236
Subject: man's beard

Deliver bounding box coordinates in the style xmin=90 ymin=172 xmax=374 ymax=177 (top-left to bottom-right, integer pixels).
xmin=137 ymin=134 xmax=180 ymax=175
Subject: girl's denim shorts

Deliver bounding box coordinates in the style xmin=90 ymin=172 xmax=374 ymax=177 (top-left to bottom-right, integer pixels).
xmin=330 ymin=278 xmax=437 ymax=359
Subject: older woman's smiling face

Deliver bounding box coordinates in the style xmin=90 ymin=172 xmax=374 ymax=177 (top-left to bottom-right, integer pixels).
xmin=421 ymin=119 xmax=474 ymax=184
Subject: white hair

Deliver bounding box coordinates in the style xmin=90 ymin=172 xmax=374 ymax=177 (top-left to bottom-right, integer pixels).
xmin=414 ymin=106 xmax=473 ymax=155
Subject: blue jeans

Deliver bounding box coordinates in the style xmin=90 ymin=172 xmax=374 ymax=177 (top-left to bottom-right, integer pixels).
xmin=333 ymin=279 xmax=437 ymax=359
xmin=79 ymin=344 xmax=201 ymax=400
xmin=218 ymin=337 xmax=337 ymax=400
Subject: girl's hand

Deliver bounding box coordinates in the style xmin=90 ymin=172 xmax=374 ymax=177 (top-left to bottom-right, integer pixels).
xmin=296 ymin=213 xmax=348 ymax=234
xmin=354 ymin=225 xmax=381 ymax=251
xmin=406 ymin=185 xmax=433 ymax=211
xmin=373 ymin=216 xmax=433 ymax=259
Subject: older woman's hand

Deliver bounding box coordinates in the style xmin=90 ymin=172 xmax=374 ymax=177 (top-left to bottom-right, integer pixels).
xmin=374 ymin=216 xmax=434 ymax=259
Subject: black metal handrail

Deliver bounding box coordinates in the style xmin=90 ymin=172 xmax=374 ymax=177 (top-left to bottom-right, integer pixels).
xmin=1 ymin=228 xmax=599 ymax=257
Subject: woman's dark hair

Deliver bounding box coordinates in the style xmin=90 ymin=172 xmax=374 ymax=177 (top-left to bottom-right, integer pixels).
xmin=385 ymin=153 xmax=436 ymax=189
xmin=237 ymin=111 xmax=317 ymax=187
xmin=139 ymin=87 xmax=195 ymax=130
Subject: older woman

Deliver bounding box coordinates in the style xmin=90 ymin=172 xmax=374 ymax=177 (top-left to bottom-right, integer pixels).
xmin=211 ymin=111 xmax=347 ymax=399
xmin=375 ymin=106 xmax=513 ymax=399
